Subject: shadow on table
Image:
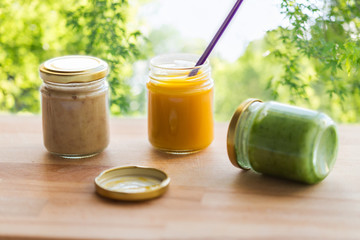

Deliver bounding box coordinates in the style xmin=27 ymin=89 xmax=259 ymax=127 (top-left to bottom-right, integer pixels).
xmin=94 ymin=192 xmax=165 ymax=206
xmin=232 ymin=170 xmax=318 ymax=196
xmin=42 ymin=151 xmax=170 ymax=205
xmin=42 ymin=151 xmax=109 ymax=165
xmin=149 ymin=148 xmax=198 ymax=161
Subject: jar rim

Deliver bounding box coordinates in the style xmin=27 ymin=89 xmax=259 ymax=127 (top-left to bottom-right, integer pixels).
xmin=150 ymin=53 xmax=209 ymax=71
xmin=43 ymin=77 xmax=106 ymax=87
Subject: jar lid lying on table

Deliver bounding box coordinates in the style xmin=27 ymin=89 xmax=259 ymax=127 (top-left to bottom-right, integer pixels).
xmin=39 ymin=55 xmax=109 ymax=83
xmin=95 ymin=166 xmax=170 ymax=201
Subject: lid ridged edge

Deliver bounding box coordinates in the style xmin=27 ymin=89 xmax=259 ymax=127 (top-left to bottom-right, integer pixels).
xmin=94 ymin=166 xmax=170 ymax=201
xmin=39 ymin=55 xmax=109 ymax=83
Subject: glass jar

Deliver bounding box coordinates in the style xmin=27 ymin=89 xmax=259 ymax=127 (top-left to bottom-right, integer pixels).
xmin=147 ymin=53 xmax=214 ymax=154
xmin=227 ymin=99 xmax=338 ymax=184
xmin=39 ymin=55 xmax=110 ymax=159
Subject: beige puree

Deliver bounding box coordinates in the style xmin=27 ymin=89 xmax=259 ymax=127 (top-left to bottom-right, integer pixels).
xmin=41 ymin=80 xmax=109 ymax=157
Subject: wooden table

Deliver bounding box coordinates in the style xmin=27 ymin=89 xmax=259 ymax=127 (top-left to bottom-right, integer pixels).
xmin=0 ymin=115 xmax=359 ymax=240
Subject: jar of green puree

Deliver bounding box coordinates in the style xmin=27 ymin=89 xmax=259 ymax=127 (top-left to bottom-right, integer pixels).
xmin=227 ymin=99 xmax=338 ymax=184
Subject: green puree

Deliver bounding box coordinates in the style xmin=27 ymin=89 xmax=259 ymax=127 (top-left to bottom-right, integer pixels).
xmin=247 ymin=102 xmax=338 ymax=184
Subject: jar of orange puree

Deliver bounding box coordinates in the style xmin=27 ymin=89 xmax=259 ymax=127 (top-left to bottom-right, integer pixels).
xmin=147 ymin=53 xmax=214 ymax=154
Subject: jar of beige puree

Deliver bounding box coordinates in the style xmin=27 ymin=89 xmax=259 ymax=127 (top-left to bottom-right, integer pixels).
xmin=39 ymin=55 xmax=110 ymax=159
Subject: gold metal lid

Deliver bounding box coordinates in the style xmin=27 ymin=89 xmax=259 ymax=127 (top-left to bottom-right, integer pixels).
xmin=95 ymin=166 xmax=170 ymax=201
xmin=39 ymin=55 xmax=109 ymax=83
xmin=227 ymin=98 xmax=263 ymax=170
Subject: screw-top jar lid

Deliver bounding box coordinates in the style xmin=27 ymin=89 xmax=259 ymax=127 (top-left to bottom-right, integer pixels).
xmin=227 ymin=98 xmax=263 ymax=170
xmin=39 ymin=55 xmax=109 ymax=83
xmin=95 ymin=166 xmax=170 ymax=201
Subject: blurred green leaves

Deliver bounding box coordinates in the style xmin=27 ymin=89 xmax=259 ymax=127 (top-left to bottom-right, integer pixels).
xmin=266 ymin=0 xmax=360 ymax=121
xmin=0 ymin=0 xmax=145 ymax=114
xmin=214 ymin=0 xmax=360 ymax=123
xmin=1 ymin=0 xmax=359 ymax=122
xmin=64 ymin=0 xmax=147 ymax=114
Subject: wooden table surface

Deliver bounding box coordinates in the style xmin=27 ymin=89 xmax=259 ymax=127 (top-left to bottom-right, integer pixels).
xmin=0 ymin=115 xmax=359 ymax=240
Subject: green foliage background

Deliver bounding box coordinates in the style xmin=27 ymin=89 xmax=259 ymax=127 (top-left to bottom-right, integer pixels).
xmin=0 ymin=0 xmax=145 ymax=114
xmin=214 ymin=0 xmax=360 ymax=122
xmin=0 ymin=0 xmax=360 ymax=123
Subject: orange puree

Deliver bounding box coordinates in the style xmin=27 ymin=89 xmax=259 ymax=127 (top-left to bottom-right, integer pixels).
xmin=147 ymin=72 xmax=214 ymax=153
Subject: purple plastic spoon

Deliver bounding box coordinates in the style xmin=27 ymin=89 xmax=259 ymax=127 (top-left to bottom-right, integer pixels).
xmin=189 ymin=0 xmax=245 ymax=76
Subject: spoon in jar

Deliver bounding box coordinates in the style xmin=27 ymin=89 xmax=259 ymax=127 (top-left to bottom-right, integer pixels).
xmin=189 ymin=0 xmax=245 ymax=77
